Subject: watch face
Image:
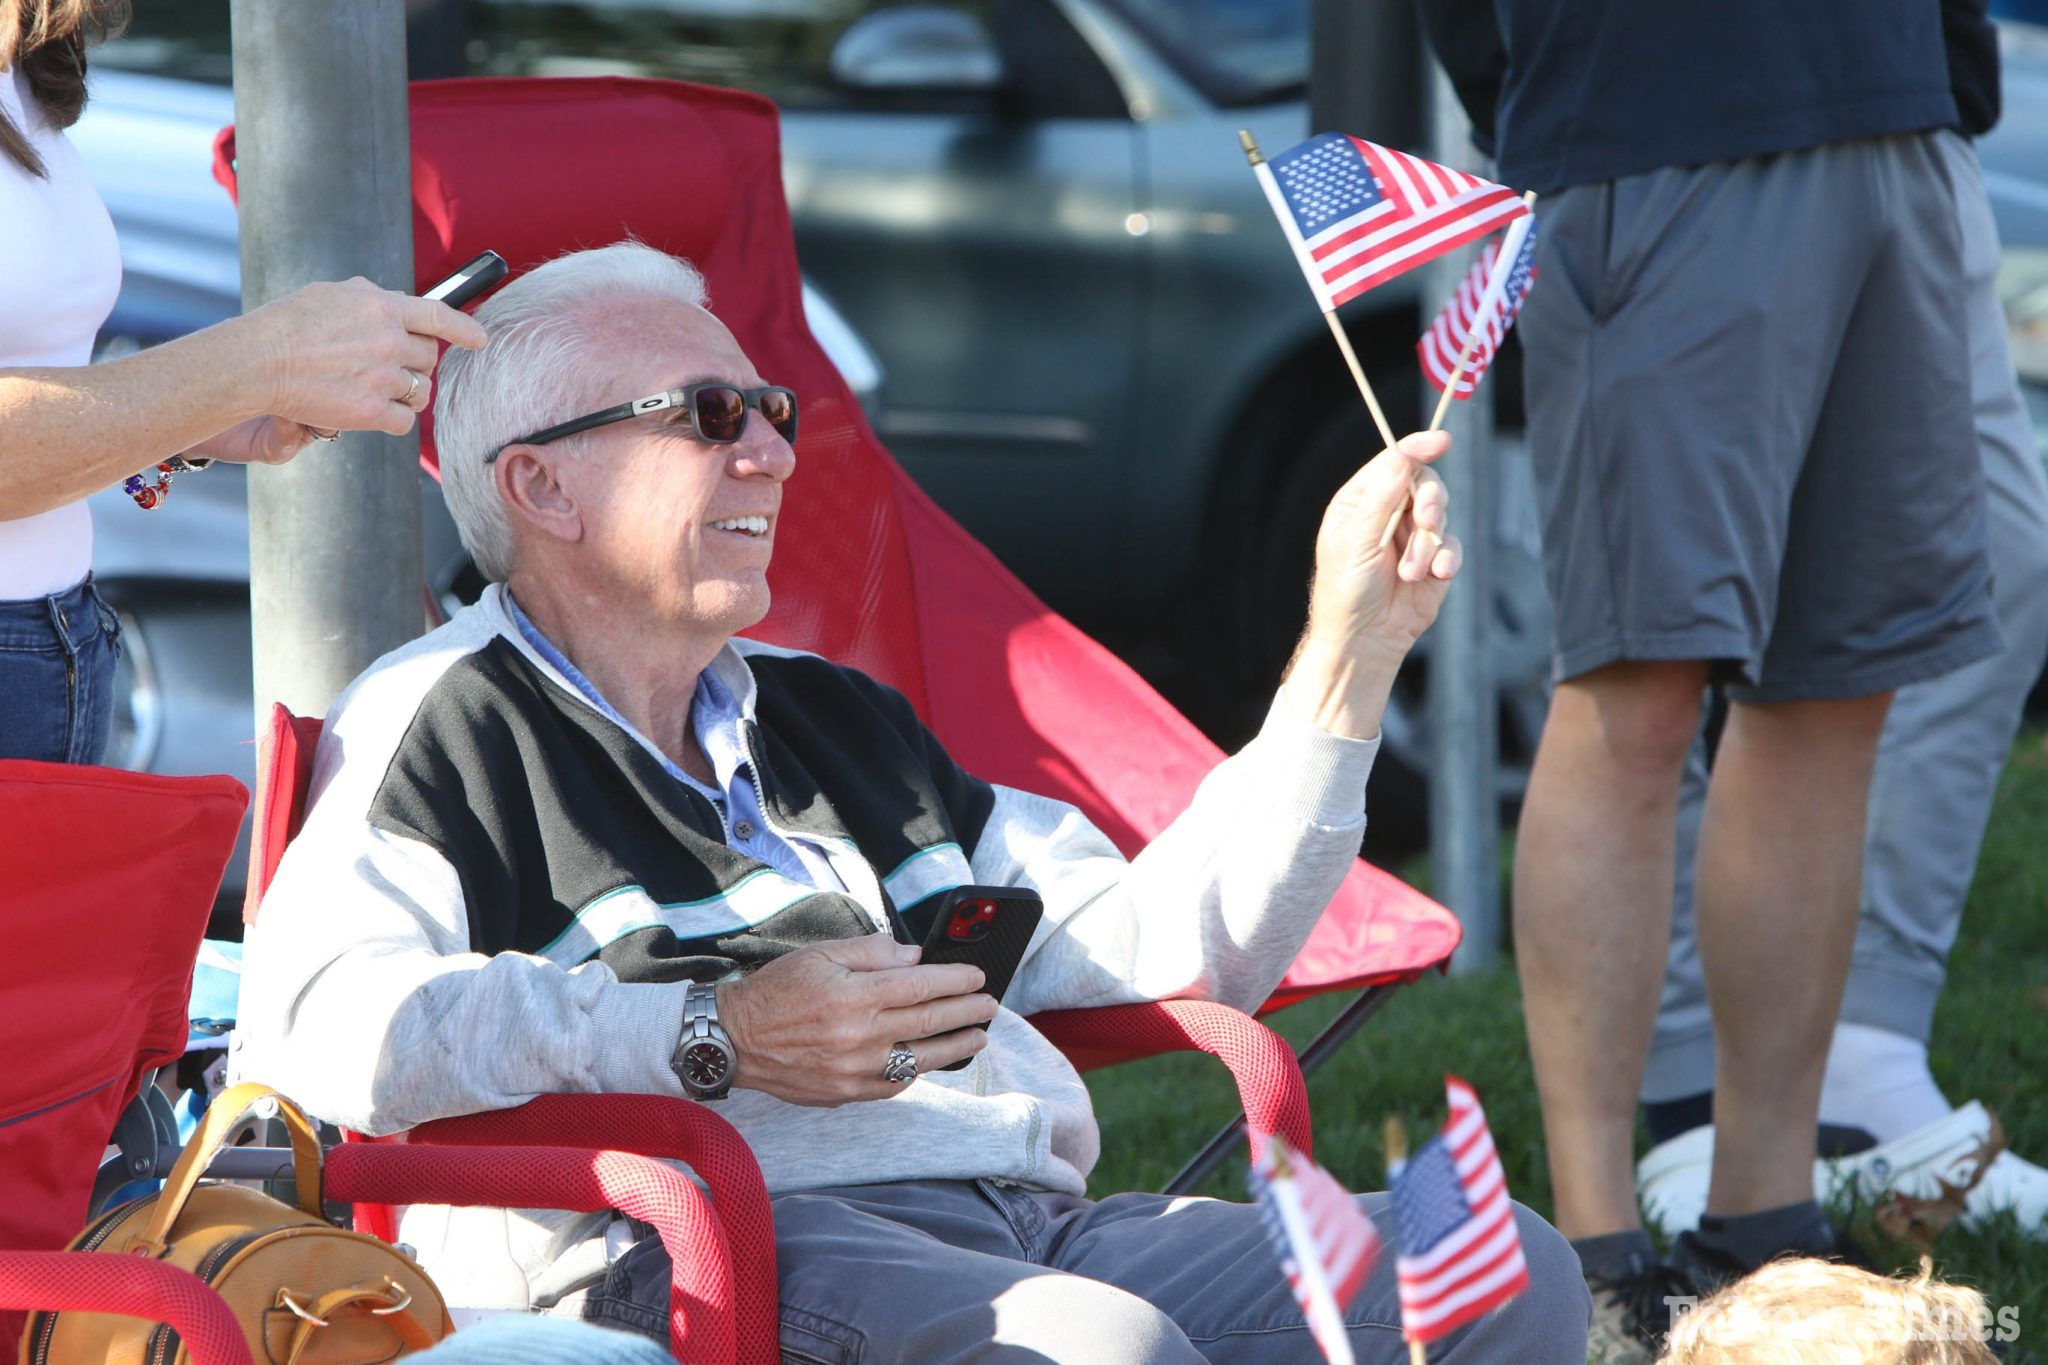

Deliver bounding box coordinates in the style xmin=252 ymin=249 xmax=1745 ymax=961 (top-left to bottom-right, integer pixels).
xmin=680 ymin=1039 xmax=732 ymax=1089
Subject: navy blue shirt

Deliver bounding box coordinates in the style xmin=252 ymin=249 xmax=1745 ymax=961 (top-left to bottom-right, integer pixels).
xmin=1423 ymin=0 xmax=1962 ymax=194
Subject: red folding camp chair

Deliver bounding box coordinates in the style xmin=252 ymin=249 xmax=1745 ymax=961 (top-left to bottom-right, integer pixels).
xmin=212 ymin=75 xmax=1456 ymax=1362
xmin=0 ymin=762 xmax=752 ymax=1364
xmin=214 ymin=72 xmax=1459 ymax=1189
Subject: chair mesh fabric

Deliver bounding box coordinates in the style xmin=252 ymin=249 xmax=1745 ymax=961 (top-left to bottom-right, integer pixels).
xmin=325 ymin=1143 xmax=735 ymax=1365
xmin=412 ymin=1096 xmax=776 ymax=1365
xmin=0 ymin=764 xmax=247 ymax=1358
xmin=0 ymin=1250 xmax=252 ymax=1365
xmin=1032 ymin=1001 xmax=1312 ymax=1162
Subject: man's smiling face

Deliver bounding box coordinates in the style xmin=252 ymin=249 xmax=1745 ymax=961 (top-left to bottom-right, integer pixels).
xmin=554 ymin=295 xmax=796 ymax=638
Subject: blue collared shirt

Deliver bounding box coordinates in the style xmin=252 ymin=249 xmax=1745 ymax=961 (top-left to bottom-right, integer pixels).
xmin=505 ymin=594 xmax=846 ymax=894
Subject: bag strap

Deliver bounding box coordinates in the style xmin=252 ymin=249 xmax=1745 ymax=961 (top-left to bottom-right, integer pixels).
xmin=278 ymin=1280 xmax=439 ymax=1363
xmin=128 ymin=1081 xmax=326 ymax=1256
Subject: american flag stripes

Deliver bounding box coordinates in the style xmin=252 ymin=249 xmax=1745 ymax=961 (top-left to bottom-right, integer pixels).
xmin=1250 ymin=1137 xmax=1383 ymax=1364
xmin=1389 ymin=1077 xmax=1531 ymax=1344
xmin=1252 ymin=133 xmax=1530 ymax=312
xmin=1419 ymin=217 xmax=1539 ymax=399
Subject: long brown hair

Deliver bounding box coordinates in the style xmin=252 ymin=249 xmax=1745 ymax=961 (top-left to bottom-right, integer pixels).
xmin=1 ymin=0 xmax=130 ymax=177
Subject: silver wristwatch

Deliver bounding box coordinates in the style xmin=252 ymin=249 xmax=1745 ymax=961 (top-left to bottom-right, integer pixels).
xmin=671 ymin=981 xmax=736 ymax=1101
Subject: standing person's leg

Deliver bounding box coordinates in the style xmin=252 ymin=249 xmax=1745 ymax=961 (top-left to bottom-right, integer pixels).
xmin=1642 ymin=735 xmax=1713 ymax=1134
xmin=1685 ymin=131 xmax=2001 ymax=1266
xmin=1516 ymin=659 xmax=1710 ymax=1239
xmin=1692 ymin=690 xmax=1893 ymax=1221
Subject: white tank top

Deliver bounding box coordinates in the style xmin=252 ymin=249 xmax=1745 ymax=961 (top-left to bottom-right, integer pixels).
xmin=0 ymin=63 xmax=122 ymax=600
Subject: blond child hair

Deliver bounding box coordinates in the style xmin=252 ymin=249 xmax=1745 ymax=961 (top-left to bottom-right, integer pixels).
xmin=1659 ymin=1258 xmax=2005 ymax=1364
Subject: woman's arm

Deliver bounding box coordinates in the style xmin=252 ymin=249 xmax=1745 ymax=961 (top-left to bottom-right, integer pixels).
xmin=0 ymin=277 xmax=486 ymax=519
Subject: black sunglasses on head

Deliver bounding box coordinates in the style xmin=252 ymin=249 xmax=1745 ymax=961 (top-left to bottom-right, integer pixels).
xmin=487 ymin=381 xmax=799 ymax=463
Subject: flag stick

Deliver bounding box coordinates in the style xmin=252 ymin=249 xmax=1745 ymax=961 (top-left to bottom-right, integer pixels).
xmin=1266 ymin=1141 xmax=1359 ymax=1365
xmin=1427 ymin=326 xmax=1488 ymax=434
xmin=1323 ymin=309 xmax=1404 ymax=457
xmin=1383 ymin=1116 xmax=1410 ymax=1176
xmin=1386 ymin=1118 xmax=1425 ymax=1365
xmin=1378 ymin=190 xmax=1536 ymax=547
xmin=1427 ymin=192 xmax=1539 ymax=433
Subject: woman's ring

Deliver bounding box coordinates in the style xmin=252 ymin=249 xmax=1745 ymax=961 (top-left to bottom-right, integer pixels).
xmin=882 ymin=1048 xmax=919 ymax=1085
xmin=400 ymin=370 xmax=424 ymax=407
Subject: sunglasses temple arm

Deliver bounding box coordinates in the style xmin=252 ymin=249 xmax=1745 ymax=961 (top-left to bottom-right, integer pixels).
xmin=509 ymin=400 xmax=650 ymax=451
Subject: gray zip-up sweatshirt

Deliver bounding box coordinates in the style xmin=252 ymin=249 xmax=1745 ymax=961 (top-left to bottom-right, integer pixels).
xmin=238 ymin=586 xmax=1378 ymax=1287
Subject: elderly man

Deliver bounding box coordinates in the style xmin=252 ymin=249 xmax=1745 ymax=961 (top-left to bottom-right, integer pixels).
xmin=240 ymin=243 xmax=1587 ymax=1362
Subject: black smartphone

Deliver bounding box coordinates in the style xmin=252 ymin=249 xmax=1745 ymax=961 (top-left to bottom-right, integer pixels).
xmin=915 ymin=886 xmax=1044 ymax=1071
xmin=422 ymin=250 xmax=508 ymax=309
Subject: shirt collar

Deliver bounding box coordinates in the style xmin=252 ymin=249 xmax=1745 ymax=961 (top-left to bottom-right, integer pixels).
xmin=499 ymin=586 xmax=754 ymax=791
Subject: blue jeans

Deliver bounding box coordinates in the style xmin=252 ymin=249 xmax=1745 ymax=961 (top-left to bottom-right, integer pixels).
xmin=0 ymin=575 xmax=121 ymax=765
xmin=413 ymin=1316 xmax=669 ymax=1364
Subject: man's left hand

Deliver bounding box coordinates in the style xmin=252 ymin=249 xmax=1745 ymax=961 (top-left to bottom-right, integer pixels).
xmin=1281 ymin=430 xmax=1463 ymax=739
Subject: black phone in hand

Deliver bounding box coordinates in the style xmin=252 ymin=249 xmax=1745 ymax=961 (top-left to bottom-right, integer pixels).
xmin=915 ymin=885 xmax=1044 ymax=1071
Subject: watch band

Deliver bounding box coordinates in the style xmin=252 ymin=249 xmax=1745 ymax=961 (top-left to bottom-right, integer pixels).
xmin=672 ymin=981 xmax=736 ymax=1101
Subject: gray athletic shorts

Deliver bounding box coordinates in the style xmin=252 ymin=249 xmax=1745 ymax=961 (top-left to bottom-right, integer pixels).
xmin=1519 ymin=130 xmax=2004 ymax=701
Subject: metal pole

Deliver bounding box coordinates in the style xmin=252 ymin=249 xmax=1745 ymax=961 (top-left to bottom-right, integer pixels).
xmin=1309 ymin=0 xmax=1419 ymax=148
xmin=1424 ymin=64 xmax=1502 ymax=972
xmin=231 ymin=0 xmax=421 ymax=728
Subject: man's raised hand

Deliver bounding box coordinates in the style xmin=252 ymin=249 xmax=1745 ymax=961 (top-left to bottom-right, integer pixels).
xmin=1280 ymin=430 xmax=1464 ymax=739
xmin=714 ymin=933 xmax=998 ymax=1106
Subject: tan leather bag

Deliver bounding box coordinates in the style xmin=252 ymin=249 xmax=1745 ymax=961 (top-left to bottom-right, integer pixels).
xmin=22 ymin=1083 xmax=453 ymax=1365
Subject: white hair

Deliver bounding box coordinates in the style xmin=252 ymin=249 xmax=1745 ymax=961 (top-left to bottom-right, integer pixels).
xmin=434 ymin=241 xmax=711 ymax=582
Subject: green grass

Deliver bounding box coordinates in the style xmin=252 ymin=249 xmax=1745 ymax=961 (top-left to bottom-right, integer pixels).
xmin=1085 ymin=730 xmax=2048 ymax=1356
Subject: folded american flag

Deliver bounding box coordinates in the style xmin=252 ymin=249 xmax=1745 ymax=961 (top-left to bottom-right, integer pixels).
xmin=1419 ymin=217 xmax=1539 ymax=399
xmin=1389 ymin=1077 xmax=1531 ymax=1344
xmin=1251 ymin=133 xmax=1529 ymax=312
xmin=1250 ymin=1137 xmax=1383 ymax=1365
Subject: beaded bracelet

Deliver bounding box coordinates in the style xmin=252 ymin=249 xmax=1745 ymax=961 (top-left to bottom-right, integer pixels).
xmin=122 ymin=455 xmax=211 ymax=510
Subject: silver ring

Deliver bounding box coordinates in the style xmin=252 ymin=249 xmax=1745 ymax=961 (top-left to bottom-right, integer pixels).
xmin=400 ymin=370 xmax=423 ymax=407
xmin=882 ymin=1048 xmax=919 ymax=1085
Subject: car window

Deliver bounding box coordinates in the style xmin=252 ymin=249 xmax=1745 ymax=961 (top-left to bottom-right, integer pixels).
xmin=93 ymin=1 xmax=1000 ymax=112
xmin=460 ymin=0 xmax=994 ymax=111
xmin=93 ymin=4 xmax=234 ymax=86
xmin=1098 ymin=0 xmax=1306 ymax=106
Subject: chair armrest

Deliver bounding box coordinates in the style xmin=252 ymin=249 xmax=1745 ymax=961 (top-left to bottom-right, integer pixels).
xmin=0 ymin=1250 xmax=252 ymax=1365
xmin=324 ymin=1143 xmax=735 ymax=1365
xmin=1029 ymin=1000 xmax=1312 ymax=1163
xmin=410 ymin=1094 xmax=776 ymax=1365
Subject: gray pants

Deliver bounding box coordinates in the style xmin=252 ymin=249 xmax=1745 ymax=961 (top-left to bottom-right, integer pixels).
xmin=583 ymin=1179 xmax=1591 ymax=1362
xmin=1645 ymin=133 xmax=2048 ymax=1101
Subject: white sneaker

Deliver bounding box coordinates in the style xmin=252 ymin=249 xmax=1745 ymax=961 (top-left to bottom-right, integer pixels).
xmin=1822 ymin=1101 xmax=2047 ymax=1235
xmin=1636 ymin=1125 xmax=1714 ymax=1239
xmin=1634 ymin=1103 xmax=2048 ymax=1239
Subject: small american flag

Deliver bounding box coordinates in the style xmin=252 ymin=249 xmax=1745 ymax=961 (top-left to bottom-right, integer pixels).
xmin=1252 ymin=133 xmax=1529 ymax=312
xmin=1389 ymin=1077 xmax=1530 ymax=1344
xmin=1250 ymin=1137 xmax=1383 ymax=1365
xmin=1419 ymin=218 xmax=1539 ymax=399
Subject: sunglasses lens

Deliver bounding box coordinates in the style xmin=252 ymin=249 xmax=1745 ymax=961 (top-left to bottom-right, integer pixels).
xmin=760 ymin=389 xmax=797 ymax=442
xmin=694 ymin=386 xmax=746 ymax=442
